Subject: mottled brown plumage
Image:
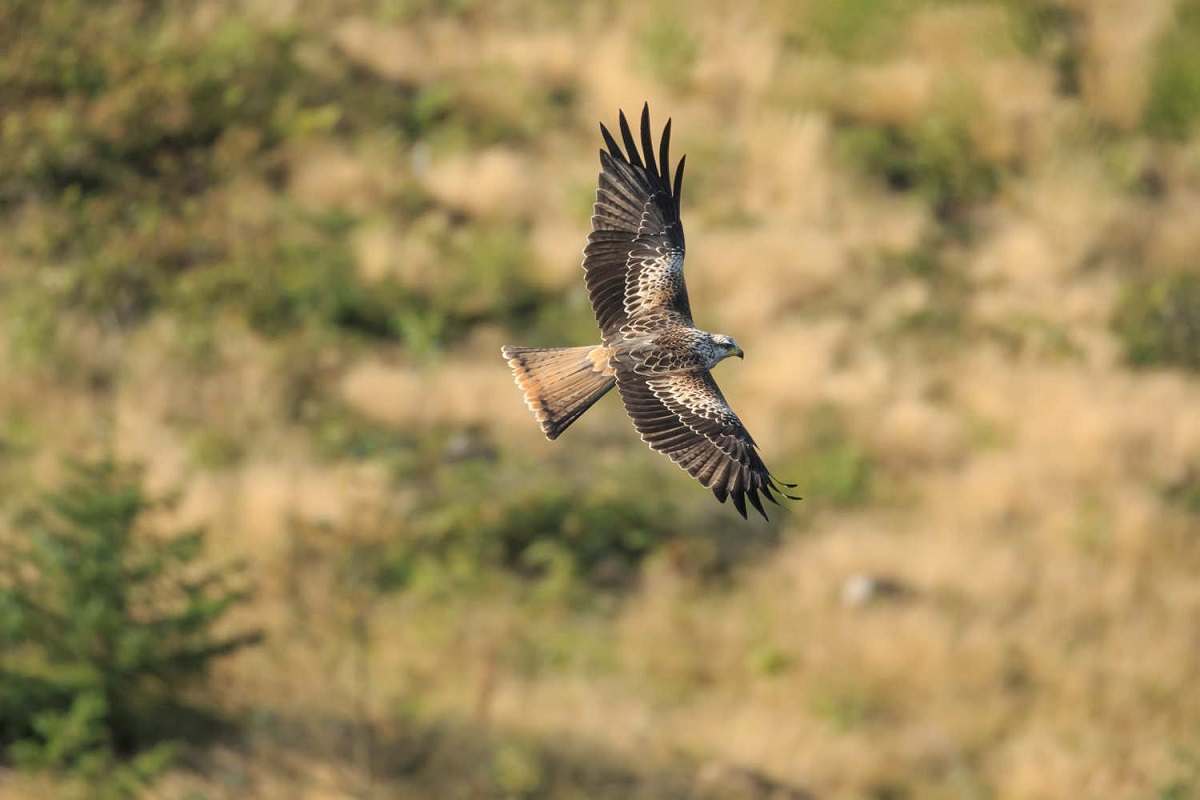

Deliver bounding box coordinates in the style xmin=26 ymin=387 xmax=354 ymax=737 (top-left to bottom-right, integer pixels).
xmin=502 ymin=105 xmax=798 ymax=520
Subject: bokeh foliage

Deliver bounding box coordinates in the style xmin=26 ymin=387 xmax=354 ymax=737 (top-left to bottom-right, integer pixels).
xmin=3 ymin=0 xmax=1200 ymax=797
xmin=0 ymin=0 xmax=566 ymax=371
xmin=1113 ymin=271 xmax=1200 ymax=372
xmin=1144 ymin=0 xmax=1200 ymax=138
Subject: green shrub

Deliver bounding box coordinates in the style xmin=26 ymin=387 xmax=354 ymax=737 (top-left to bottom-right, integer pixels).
xmin=413 ymin=482 xmax=677 ymax=594
xmin=637 ymin=11 xmax=698 ymax=89
xmin=790 ymin=405 xmax=873 ymax=508
xmin=1159 ymin=748 xmax=1200 ymax=800
xmin=0 ymin=458 xmax=262 ymax=793
xmin=837 ymin=114 xmax=1003 ymax=220
xmin=1144 ymin=0 xmax=1200 ymax=139
xmin=1162 ymin=462 xmax=1200 ymax=515
xmin=342 ymin=455 xmax=688 ymax=600
xmin=1113 ymin=271 xmax=1200 ymax=371
xmin=0 ymin=1 xmax=557 ymax=350
xmin=1004 ymin=0 xmax=1081 ymax=94
xmin=808 ymin=0 xmax=909 ymax=59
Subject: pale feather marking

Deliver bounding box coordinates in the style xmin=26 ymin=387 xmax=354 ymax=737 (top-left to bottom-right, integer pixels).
xmin=647 ymin=373 xmax=744 ymax=459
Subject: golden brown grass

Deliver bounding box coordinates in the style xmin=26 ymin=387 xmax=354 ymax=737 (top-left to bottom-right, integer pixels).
xmin=6 ymin=1 xmax=1200 ymax=798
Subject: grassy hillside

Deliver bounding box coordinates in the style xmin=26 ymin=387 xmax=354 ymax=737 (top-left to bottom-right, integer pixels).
xmin=3 ymin=0 xmax=1200 ymax=797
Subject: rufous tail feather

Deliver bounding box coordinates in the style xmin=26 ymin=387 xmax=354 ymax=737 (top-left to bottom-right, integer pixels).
xmin=501 ymin=345 xmax=616 ymax=440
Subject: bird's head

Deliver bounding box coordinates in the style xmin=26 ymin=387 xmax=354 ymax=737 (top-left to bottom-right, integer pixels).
xmin=711 ymin=333 xmax=744 ymax=363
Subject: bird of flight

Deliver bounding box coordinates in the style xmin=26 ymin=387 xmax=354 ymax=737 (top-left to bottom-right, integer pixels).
xmin=502 ymin=104 xmax=798 ymax=520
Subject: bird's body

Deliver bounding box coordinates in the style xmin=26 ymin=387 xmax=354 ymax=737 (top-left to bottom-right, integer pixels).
xmin=502 ymin=105 xmax=798 ymax=520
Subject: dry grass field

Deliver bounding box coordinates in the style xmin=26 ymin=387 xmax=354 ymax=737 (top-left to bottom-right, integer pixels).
xmin=3 ymin=0 xmax=1200 ymax=798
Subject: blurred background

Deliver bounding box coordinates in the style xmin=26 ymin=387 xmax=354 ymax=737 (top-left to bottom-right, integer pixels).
xmin=2 ymin=0 xmax=1200 ymax=798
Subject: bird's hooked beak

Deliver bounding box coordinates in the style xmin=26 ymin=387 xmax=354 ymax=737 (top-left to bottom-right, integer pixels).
xmin=734 ymin=346 xmax=744 ymax=360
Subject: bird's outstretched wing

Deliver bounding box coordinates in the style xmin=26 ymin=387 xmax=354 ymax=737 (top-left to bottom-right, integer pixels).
xmin=584 ymin=103 xmax=690 ymax=342
xmin=615 ymin=368 xmax=799 ymax=520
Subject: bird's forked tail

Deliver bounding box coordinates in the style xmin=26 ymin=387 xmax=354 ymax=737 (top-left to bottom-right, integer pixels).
xmin=501 ymin=345 xmax=616 ymax=440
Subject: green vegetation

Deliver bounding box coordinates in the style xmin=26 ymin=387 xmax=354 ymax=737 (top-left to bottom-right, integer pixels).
xmin=1113 ymin=271 xmax=1200 ymax=372
xmin=1159 ymin=749 xmax=1200 ymax=800
xmin=806 ymin=0 xmax=915 ymax=59
xmin=1163 ymin=462 xmax=1200 ymax=515
xmin=356 ymin=457 xmax=696 ymax=599
xmin=837 ymin=112 xmax=1004 ymax=221
xmin=0 ymin=0 xmax=565 ymax=377
xmin=3 ymin=0 xmax=1200 ymax=798
xmin=637 ymin=9 xmax=699 ymax=89
xmin=790 ymin=405 xmax=874 ymax=509
xmin=0 ymin=459 xmax=261 ymax=796
xmin=1005 ymin=0 xmax=1082 ymax=93
xmin=1144 ymin=0 xmax=1200 ymax=139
